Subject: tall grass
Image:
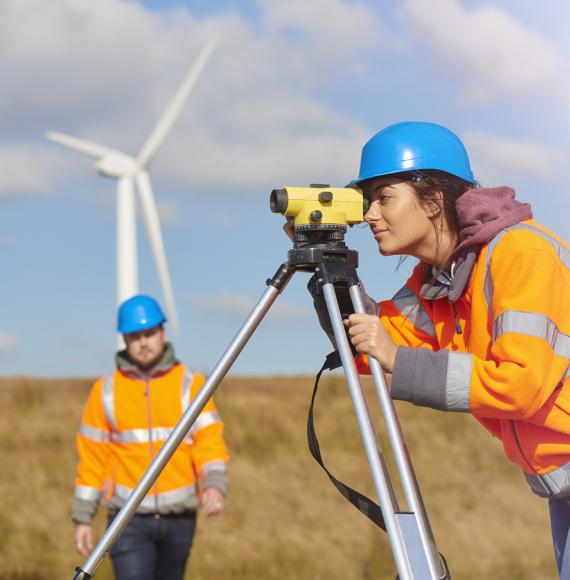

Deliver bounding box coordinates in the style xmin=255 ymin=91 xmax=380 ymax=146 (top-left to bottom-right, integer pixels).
xmin=0 ymin=375 xmax=557 ymax=579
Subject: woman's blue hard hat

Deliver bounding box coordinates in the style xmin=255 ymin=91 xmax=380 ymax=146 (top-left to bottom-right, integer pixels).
xmin=352 ymin=121 xmax=476 ymax=185
xmin=117 ymin=294 xmax=166 ymax=334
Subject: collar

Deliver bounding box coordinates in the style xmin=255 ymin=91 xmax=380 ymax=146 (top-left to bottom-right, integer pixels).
xmin=419 ymin=248 xmax=479 ymax=303
xmin=418 ymin=187 xmax=531 ymax=304
xmin=115 ymin=342 xmax=179 ymax=380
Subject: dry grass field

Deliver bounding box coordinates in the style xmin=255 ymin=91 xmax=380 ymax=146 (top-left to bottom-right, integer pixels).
xmin=0 ymin=374 xmax=558 ymax=579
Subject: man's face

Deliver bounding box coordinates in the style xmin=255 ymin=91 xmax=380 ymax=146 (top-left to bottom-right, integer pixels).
xmin=123 ymin=325 xmax=167 ymax=370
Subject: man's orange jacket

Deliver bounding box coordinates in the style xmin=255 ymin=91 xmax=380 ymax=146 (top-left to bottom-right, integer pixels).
xmin=73 ymin=345 xmax=228 ymax=524
xmin=358 ymin=221 xmax=570 ymax=499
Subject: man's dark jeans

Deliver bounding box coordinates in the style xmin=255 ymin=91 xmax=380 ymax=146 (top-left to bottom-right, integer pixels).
xmin=108 ymin=511 xmax=197 ymax=580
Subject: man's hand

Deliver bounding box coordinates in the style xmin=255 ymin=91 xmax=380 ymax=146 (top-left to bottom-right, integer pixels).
xmin=201 ymin=487 xmax=225 ymax=518
xmin=75 ymin=524 xmax=94 ymax=556
xmin=344 ymin=313 xmax=398 ymax=373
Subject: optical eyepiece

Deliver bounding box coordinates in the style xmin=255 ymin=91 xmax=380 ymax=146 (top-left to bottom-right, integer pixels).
xmin=270 ymin=188 xmax=288 ymax=214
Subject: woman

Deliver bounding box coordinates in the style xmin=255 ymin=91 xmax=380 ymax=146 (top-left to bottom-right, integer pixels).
xmin=338 ymin=121 xmax=570 ymax=577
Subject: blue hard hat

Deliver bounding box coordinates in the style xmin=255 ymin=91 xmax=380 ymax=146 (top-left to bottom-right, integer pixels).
xmin=352 ymin=121 xmax=475 ymax=185
xmin=117 ymin=295 xmax=166 ymax=334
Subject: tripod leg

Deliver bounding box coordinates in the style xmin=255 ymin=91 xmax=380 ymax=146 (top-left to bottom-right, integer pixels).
xmin=321 ymin=282 xmax=415 ymax=580
xmin=73 ymin=264 xmax=294 ymax=580
xmin=349 ymin=284 xmax=447 ymax=580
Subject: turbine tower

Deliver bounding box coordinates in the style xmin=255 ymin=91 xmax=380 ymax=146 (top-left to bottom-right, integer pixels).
xmin=46 ymin=37 xmax=217 ymax=333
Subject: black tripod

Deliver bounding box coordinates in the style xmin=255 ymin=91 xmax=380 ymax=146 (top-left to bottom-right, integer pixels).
xmin=73 ymin=227 xmax=448 ymax=580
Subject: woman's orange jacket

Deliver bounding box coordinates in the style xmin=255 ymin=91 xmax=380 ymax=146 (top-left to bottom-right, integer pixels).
xmin=73 ymin=360 xmax=228 ymax=523
xmin=357 ymin=220 xmax=570 ymax=499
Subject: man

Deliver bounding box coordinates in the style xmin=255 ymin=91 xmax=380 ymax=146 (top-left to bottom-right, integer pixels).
xmin=72 ymin=295 xmax=228 ymax=580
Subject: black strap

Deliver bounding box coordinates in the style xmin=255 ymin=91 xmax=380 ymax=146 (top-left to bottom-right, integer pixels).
xmin=307 ymin=351 xmax=452 ymax=580
xmin=307 ymin=351 xmax=387 ymax=531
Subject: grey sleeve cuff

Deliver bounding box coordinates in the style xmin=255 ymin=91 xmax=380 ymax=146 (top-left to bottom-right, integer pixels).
xmin=203 ymin=469 xmax=229 ymax=496
xmin=391 ymin=347 xmax=472 ymax=413
xmin=72 ymin=497 xmax=99 ymax=525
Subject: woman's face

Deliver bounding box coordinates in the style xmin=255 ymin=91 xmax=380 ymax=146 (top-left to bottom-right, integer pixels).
xmin=362 ymin=176 xmax=438 ymax=260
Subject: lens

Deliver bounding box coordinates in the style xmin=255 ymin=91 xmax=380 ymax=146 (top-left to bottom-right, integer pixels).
xmin=269 ymin=189 xmax=288 ymax=214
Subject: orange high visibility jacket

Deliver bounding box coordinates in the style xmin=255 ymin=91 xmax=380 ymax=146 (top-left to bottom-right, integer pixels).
xmin=357 ymin=220 xmax=570 ymax=499
xmin=73 ymin=348 xmax=228 ymax=524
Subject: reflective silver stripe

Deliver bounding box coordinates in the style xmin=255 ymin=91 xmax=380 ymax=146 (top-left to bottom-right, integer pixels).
xmin=494 ymin=310 xmax=570 ymax=359
xmin=565 ymin=365 xmax=570 ymax=381
xmin=115 ymin=427 xmax=174 ymax=443
xmin=102 ymin=375 xmax=117 ymax=432
xmin=181 ymin=370 xmax=195 ymax=443
xmin=181 ymin=370 xmax=194 ymax=413
xmin=191 ymin=411 xmax=221 ymax=435
xmin=201 ymin=460 xmax=227 ymax=473
xmin=79 ymin=423 xmax=110 ymax=443
xmin=484 ymin=223 xmax=570 ymax=316
xmin=75 ymin=484 xmax=103 ymax=501
xmin=483 ymin=229 xmax=507 ymax=311
xmin=445 ymin=352 xmax=472 ymax=412
xmin=514 ymin=223 xmax=570 ymax=270
xmin=114 ymin=483 xmax=197 ymax=510
xmin=525 ymin=462 xmax=570 ymax=500
xmin=391 ymin=284 xmax=436 ymax=338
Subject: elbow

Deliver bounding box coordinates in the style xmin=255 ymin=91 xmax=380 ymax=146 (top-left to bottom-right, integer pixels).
xmin=497 ymin=375 xmax=548 ymax=420
xmin=505 ymin=400 xmax=541 ymax=420
xmin=475 ymin=366 xmax=550 ymax=420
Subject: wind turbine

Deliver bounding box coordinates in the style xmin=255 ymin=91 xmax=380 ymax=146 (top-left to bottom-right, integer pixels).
xmin=46 ymin=37 xmax=218 ymax=334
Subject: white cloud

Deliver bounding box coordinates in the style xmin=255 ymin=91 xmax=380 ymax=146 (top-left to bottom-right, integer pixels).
xmin=259 ymin=0 xmax=378 ymax=53
xmin=194 ymin=291 xmax=308 ymax=322
xmin=0 ymin=333 xmax=19 ymax=353
xmin=463 ymin=131 xmax=562 ymax=185
xmin=403 ymin=0 xmax=564 ymax=104
xmin=0 ymin=144 xmax=74 ymax=196
xmin=0 ymin=0 xmax=375 ymax=196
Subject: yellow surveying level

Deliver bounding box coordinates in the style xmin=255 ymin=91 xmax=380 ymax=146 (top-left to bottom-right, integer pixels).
xmin=270 ymin=185 xmax=365 ymax=227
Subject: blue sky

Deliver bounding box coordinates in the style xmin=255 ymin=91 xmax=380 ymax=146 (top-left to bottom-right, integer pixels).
xmin=1 ymin=0 xmax=568 ymax=376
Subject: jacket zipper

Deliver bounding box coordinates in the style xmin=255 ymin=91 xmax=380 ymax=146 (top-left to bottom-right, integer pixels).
xmin=450 ymin=301 xmax=462 ymax=335
xmin=145 ymin=379 xmax=160 ymax=514
xmin=511 ymin=420 xmax=534 ymax=473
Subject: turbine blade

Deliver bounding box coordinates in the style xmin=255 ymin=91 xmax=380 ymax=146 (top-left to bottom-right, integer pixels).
xmin=136 ymin=36 xmax=218 ymax=168
xmin=45 ymin=131 xmax=115 ymax=159
xmin=134 ymin=170 xmax=180 ymax=333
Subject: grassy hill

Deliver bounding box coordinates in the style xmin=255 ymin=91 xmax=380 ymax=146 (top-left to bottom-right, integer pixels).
xmin=0 ymin=375 xmax=557 ymax=579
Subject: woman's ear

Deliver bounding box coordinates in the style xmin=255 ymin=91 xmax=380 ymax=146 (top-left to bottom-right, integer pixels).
xmin=424 ymin=190 xmax=444 ymax=219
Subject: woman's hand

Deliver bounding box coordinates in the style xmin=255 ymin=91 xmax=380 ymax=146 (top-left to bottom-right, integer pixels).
xmin=344 ymin=313 xmax=398 ymax=373
xmin=283 ymin=217 xmax=294 ymax=240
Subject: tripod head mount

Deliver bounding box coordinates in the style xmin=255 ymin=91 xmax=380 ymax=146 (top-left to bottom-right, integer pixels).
xmin=287 ymin=223 xmax=358 ymax=274
xmin=266 ymin=221 xmax=359 ymax=299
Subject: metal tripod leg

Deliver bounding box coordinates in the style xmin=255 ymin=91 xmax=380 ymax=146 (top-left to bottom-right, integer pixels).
xmin=349 ymin=283 xmax=445 ymax=579
xmin=72 ymin=258 xmax=447 ymax=579
xmin=72 ymin=264 xmax=294 ymax=580
xmin=322 ymin=282 xmax=445 ymax=580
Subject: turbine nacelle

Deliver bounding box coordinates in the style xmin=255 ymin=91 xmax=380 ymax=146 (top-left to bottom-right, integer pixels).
xmin=95 ymin=153 xmax=140 ymax=179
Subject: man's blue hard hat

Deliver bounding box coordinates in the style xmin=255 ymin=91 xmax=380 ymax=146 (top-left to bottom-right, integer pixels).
xmin=117 ymin=295 xmax=166 ymax=334
xmin=352 ymin=121 xmax=476 ymax=185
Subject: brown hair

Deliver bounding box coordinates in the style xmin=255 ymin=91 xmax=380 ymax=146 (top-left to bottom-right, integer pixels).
xmin=400 ymin=169 xmax=477 ymax=270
